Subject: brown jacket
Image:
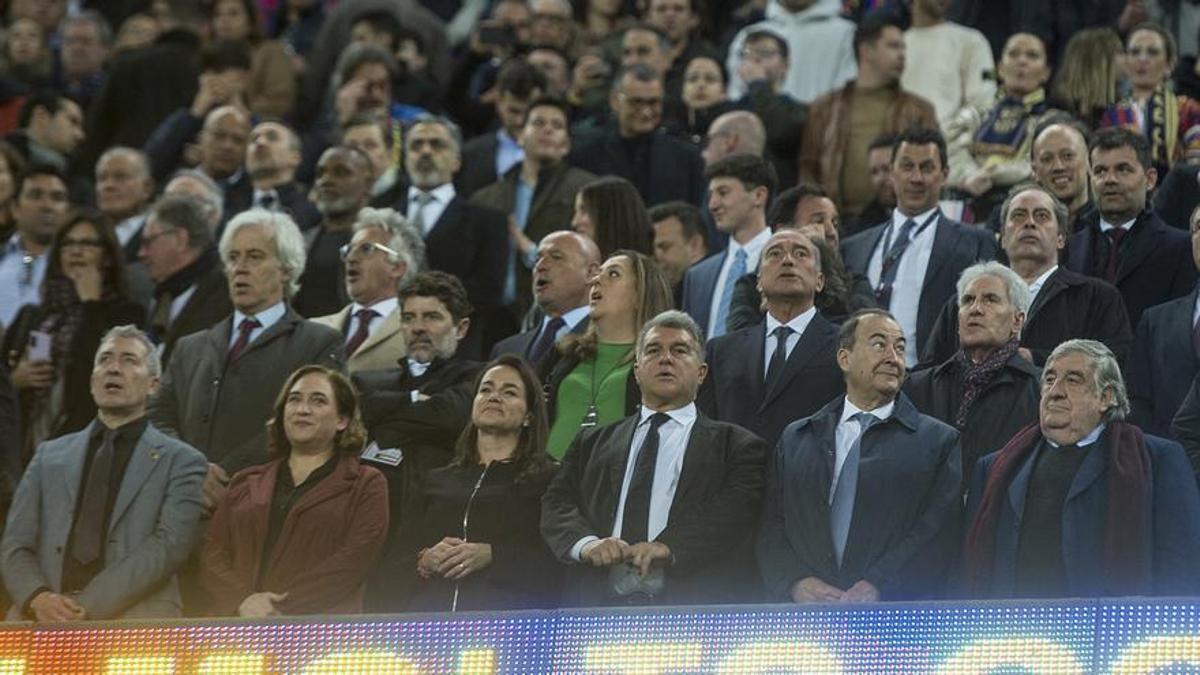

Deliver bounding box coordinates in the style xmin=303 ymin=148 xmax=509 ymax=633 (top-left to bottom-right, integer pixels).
xmin=798 ymin=81 xmax=938 ymax=206
xmin=201 ymin=455 xmax=388 ymax=616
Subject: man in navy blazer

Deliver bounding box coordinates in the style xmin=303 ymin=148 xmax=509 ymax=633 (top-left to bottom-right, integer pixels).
xmin=699 ymin=230 xmax=844 ymax=448
xmin=964 ymin=340 xmax=1200 ymax=598
xmin=840 ymin=128 xmax=997 ymax=365
xmin=757 ymin=309 xmax=962 ymax=603
xmin=1064 ymin=127 xmax=1195 ymax=329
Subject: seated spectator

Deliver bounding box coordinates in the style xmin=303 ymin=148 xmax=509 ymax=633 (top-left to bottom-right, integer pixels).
xmin=201 ymin=365 xmax=388 ymax=617
xmin=314 ymin=207 xmax=424 ymax=373
xmin=1023 ymin=117 xmax=1096 ymax=234
xmin=964 ymin=340 xmax=1200 ymax=598
xmin=2 ymin=18 xmax=52 ymax=88
xmin=541 ymin=310 xmax=767 ymax=606
xmin=665 ymin=54 xmax=735 ymax=148
xmin=409 ymin=355 xmax=560 ymax=612
xmin=5 ymin=209 xmax=143 ymax=461
xmin=905 ymin=262 xmax=1040 ymax=490
xmin=229 ymin=120 xmax=320 ymax=231
xmin=571 ymin=176 xmax=653 ymax=259
xmin=1 ymin=325 xmax=207 ymax=620
xmin=0 ymin=164 xmax=70 ymax=328
xmin=544 ymin=250 xmax=672 ymax=459
xmin=458 ymin=59 xmax=547 ymax=199
xmin=208 ymin=0 xmax=296 ymax=117
xmin=648 ymin=201 xmax=708 ymax=307
xmin=733 ymin=28 xmax=807 ymax=187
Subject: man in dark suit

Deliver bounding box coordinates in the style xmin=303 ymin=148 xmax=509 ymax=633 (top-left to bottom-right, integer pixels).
xmin=95 ymin=147 xmax=155 ymax=264
xmin=2 ymin=326 xmax=207 ymax=620
xmin=226 ymin=120 xmax=320 ymax=231
xmin=457 ymin=60 xmax=548 ymax=199
xmin=568 ymin=64 xmax=706 ymax=207
xmin=401 ymin=115 xmax=510 ymax=357
xmin=490 ymin=231 xmax=600 ymax=368
xmin=921 ymin=183 xmax=1132 ymax=368
xmin=1064 ymin=127 xmax=1195 ymax=329
xmin=699 ymin=230 xmax=844 ymax=448
xmin=541 ymin=310 xmax=767 ymax=606
xmin=1127 ymin=203 xmax=1200 ymax=438
xmin=1153 ymin=161 xmax=1200 ymax=229
xmin=840 ymin=128 xmax=997 ymax=365
xmin=757 ymin=309 xmax=962 ymax=603
xmin=137 ymin=194 xmax=233 ymax=366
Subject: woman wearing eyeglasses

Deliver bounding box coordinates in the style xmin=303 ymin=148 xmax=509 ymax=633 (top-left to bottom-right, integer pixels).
xmin=2 ymin=209 xmax=143 ymax=462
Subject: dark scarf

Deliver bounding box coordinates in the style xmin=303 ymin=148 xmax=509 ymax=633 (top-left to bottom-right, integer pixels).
xmin=974 ymin=89 xmax=1048 ymax=159
xmin=154 ymin=245 xmax=219 ymax=298
xmin=964 ymin=420 xmax=1152 ymax=595
xmin=954 ymin=338 xmax=1020 ymax=429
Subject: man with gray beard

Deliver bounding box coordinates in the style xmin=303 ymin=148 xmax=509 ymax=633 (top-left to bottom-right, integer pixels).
xmin=292 ymin=146 xmax=374 ymax=317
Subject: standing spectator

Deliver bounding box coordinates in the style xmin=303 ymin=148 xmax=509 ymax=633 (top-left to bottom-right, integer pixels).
xmin=209 ymin=0 xmax=296 ymax=118
xmin=849 ymin=134 xmax=900 ymax=236
xmin=229 ymin=120 xmax=319 ymax=231
xmin=55 ymin=11 xmax=112 ymax=111
xmin=665 ymin=54 xmax=735 ymax=148
xmin=341 ymin=113 xmax=403 ymax=208
xmin=734 ymin=29 xmax=808 ymax=188
xmin=0 ymin=165 xmax=70 ymax=328
xmin=648 ymin=201 xmax=708 ymax=306
xmin=1026 ymin=118 xmax=1096 ymax=234
xmin=700 ymin=110 xmax=766 ymax=168
xmin=1051 ymin=28 xmax=1124 ymax=130
xmin=644 ymin=0 xmax=716 ymax=100
xmin=457 ymin=60 xmax=547 ymax=199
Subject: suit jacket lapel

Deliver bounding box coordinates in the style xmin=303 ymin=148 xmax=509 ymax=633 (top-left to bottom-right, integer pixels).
xmin=762 ymin=315 xmax=831 ymax=408
xmin=108 ymin=427 xmax=166 ymax=533
xmin=1116 ymin=215 xmax=1158 ymax=284
xmin=1166 ymin=287 xmax=1199 ymax=371
xmin=61 ymin=421 xmax=95 ymax=507
xmin=356 ymin=310 xmax=401 ymax=356
xmin=235 ymin=309 xmax=299 ymax=362
xmin=606 ymin=416 xmax=641 ymax=520
xmin=1025 ymin=268 xmax=1066 ymax=325
xmin=743 ymin=324 xmax=767 ymax=405
xmin=921 ymin=218 xmax=958 ymax=294
xmin=671 ymin=416 xmax=715 ymax=507
xmin=426 ymin=196 xmax=463 ymax=240
xmin=1066 ymin=440 xmax=1108 ymax=502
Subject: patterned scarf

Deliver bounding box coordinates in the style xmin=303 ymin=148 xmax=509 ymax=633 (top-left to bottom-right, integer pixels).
xmin=954 ymin=338 xmax=1020 ymax=429
xmin=974 ymin=89 xmax=1048 ymax=159
xmin=1101 ymin=82 xmax=1180 ymax=169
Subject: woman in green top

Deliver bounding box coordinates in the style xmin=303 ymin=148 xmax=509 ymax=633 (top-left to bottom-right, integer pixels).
xmin=543 ymin=250 xmax=673 ymax=458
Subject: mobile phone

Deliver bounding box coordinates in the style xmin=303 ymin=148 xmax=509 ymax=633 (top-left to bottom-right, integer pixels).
xmin=479 ymin=25 xmax=515 ymax=48
xmin=27 ymin=330 xmax=51 ymax=362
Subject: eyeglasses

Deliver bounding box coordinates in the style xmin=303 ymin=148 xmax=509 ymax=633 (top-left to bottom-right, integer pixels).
xmin=139 ymin=229 xmax=180 ymax=248
xmin=339 ymin=241 xmax=401 ymax=261
xmin=61 ymin=237 xmax=104 ymax=249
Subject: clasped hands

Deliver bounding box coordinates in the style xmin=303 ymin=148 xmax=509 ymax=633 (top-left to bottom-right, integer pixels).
xmin=790 ymin=577 xmax=879 ymax=603
xmin=580 ymin=537 xmax=672 ymax=576
xmin=417 ymin=537 xmax=493 ymax=580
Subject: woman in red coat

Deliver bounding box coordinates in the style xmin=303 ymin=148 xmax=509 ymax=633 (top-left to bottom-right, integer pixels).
xmin=201 ymin=365 xmax=388 ymax=617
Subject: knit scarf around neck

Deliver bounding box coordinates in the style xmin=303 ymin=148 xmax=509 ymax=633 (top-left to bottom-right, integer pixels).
xmin=954 ymin=338 xmax=1020 ymax=429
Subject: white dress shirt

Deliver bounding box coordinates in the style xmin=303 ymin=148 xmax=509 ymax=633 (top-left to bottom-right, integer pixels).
xmin=0 ymin=235 xmax=47 ymax=327
xmin=570 ymin=403 xmax=699 ymax=560
xmin=708 ymin=227 xmax=771 ymax=338
xmin=762 ymin=306 xmax=817 ymax=377
xmin=1027 ymin=265 xmax=1058 ymax=306
xmin=831 ymin=397 xmax=896 ymax=499
xmin=867 ymin=207 xmax=940 ymax=365
xmin=229 ymin=301 xmax=286 ymax=349
xmin=1045 ymin=424 xmax=1105 ymax=448
xmin=113 ymin=213 xmax=146 ymax=247
xmin=543 ymin=305 xmax=590 ymax=339
xmin=347 ymin=297 xmax=398 ymax=343
xmin=407 ymin=183 xmax=457 ymax=236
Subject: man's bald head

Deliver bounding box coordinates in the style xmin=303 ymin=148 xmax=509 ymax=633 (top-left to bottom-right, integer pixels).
xmin=533 ymin=230 xmax=602 ymax=315
xmin=702 ymin=110 xmax=766 ymax=166
xmin=199 ymin=105 xmax=251 ymax=180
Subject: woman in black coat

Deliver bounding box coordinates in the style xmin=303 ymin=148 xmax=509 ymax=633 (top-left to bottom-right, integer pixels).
xmin=408 ymin=354 xmax=561 ymax=612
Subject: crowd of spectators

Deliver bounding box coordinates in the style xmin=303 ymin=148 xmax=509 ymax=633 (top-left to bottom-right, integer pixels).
xmin=1 ymin=0 xmax=1200 ymax=620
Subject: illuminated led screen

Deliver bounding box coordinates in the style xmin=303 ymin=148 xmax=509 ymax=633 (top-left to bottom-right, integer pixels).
xmin=2 ymin=598 xmax=1200 ymax=672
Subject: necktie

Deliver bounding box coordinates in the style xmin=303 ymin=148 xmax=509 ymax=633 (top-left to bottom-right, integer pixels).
xmin=712 ymin=248 xmax=747 ymax=338
xmin=344 ymin=308 xmax=378 ymax=356
xmin=874 ymin=219 xmax=918 ymax=309
xmin=1103 ymin=227 xmax=1127 ymax=283
xmin=831 ymin=412 xmax=878 ymax=566
xmin=411 ymin=192 xmax=435 ymax=235
xmin=227 ymin=317 xmax=261 ymax=362
xmin=72 ymin=428 xmax=117 ymax=566
xmin=150 ymin=290 xmax=173 ymax=341
xmin=528 ymin=316 xmax=566 ymax=366
xmin=763 ymin=325 xmax=793 ymax=393
xmin=621 ymin=412 xmax=671 ymax=544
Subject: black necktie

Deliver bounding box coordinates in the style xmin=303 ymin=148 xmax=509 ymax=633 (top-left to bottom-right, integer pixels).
xmin=764 ymin=325 xmax=793 ymax=393
xmin=528 ymin=316 xmax=566 ymax=366
xmin=621 ymin=412 xmax=671 ymax=544
xmin=73 ymin=428 xmax=116 ymax=566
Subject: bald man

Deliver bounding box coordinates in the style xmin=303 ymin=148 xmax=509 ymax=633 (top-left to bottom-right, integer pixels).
xmin=227 ymin=120 xmax=320 ymax=231
xmin=95 ymin=147 xmax=156 ymax=260
xmin=702 ymin=111 xmax=766 ymax=167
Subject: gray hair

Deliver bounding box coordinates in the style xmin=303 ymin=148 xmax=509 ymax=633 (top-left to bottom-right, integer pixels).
xmin=333 ymin=42 xmax=399 ymax=89
xmin=998 ymin=182 xmax=1071 ymax=239
xmin=149 ymin=194 xmax=214 ymax=251
xmin=635 ymin=310 xmax=706 ymax=365
xmin=165 ymin=169 xmax=224 ymax=227
xmin=97 ymin=146 xmax=151 ymax=181
xmin=956 ymin=261 xmax=1032 ymax=317
xmin=405 ymin=113 xmax=464 ymax=155
xmin=353 ymin=207 xmax=426 ymax=284
xmin=218 ymin=208 xmax=307 ymax=297
xmin=61 ymin=10 xmax=114 ymax=46
xmin=96 ymin=325 xmax=161 ymax=378
xmin=1045 ymin=339 xmax=1131 ymax=422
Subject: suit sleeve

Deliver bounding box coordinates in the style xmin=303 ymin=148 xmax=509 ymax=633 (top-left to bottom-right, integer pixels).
xmin=148 ymin=340 xmax=187 ymax=440
xmin=540 ymin=431 xmax=601 ymax=562
xmin=1 ymin=444 xmax=51 ymax=610
xmin=755 ymin=436 xmax=814 ymax=601
xmin=1150 ymin=439 xmax=1200 ymax=595
xmin=76 ymin=446 xmax=208 ymax=619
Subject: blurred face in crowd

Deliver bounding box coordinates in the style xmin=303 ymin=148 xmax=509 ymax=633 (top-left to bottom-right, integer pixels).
xmin=709 ymin=176 xmax=765 ymax=235
xmin=350 ymin=20 xmax=395 ymax=51
xmin=1126 ymin=28 xmax=1173 ymax=94
xmin=11 ymin=0 xmax=64 ymax=32
xmin=346 ymin=62 xmax=392 ymax=115
xmin=114 ymin=14 xmax=159 ymax=53
xmin=635 ymin=325 xmax=707 ymax=410
xmin=343 ymin=226 xmax=404 ymax=306
xmin=139 ymin=213 xmax=192 ymax=283
xmin=402 ymin=294 xmax=468 ymax=364
xmin=14 ymin=173 xmax=68 ymax=247
xmin=33 ymin=99 xmax=84 ymax=157
xmin=472 ymin=364 xmax=530 ymax=434
xmin=860 ymin=26 xmax=906 ymax=84
xmin=519 ymin=103 xmax=570 ymax=164
xmin=741 ymin=35 xmax=789 ymax=89
xmin=793 ymin=195 xmax=840 ymax=248
xmin=528 ymin=0 xmax=572 ymax=49
xmin=1001 ymin=188 xmax=1063 ymax=271
xmin=7 ymin=18 xmax=44 ymax=65
xmin=404 ymin=122 xmax=461 ymax=189
xmin=527 ymin=48 xmax=570 ymax=95
xmin=497 ymin=88 xmax=542 ymax=139
xmin=60 ymin=220 xmax=108 ymax=278
xmin=758 ymin=230 xmax=824 ymax=306
xmin=533 ymin=231 xmax=598 ymax=315
xmin=998 ymin=32 xmax=1049 ymax=98
xmin=891 ymin=141 xmax=947 ymax=216
xmin=868 ymin=144 xmax=896 ymax=207
xmin=1032 ymin=124 xmax=1089 ymax=209
xmin=342 ymin=122 xmax=390 ymax=180
xmin=958 ymin=274 xmax=1024 ymax=360
xmin=313 ymin=148 xmax=372 ymax=219
xmin=283 ymin=372 xmax=349 ymax=451
xmin=612 ymin=73 xmax=664 ymax=138
xmin=212 ymin=0 xmax=253 ymax=41
xmin=224 ymin=223 xmax=287 ymax=314
xmin=621 ymin=28 xmax=671 ymax=75
xmin=61 ymin=18 xmax=109 ymax=78
xmin=682 ymin=56 xmax=726 ymax=111
xmin=646 ymin=0 xmax=698 ymax=44
xmin=1040 ymin=351 xmax=1112 ymax=446
xmin=652 ymin=216 xmax=705 ymax=286
xmin=838 ymin=313 xmax=906 ymax=408
xmin=246 ymin=121 xmax=301 ymax=182
xmin=91 ymin=335 xmax=158 ymax=415
xmin=492 ymin=0 xmax=533 ymax=46
xmin=588 ymin=254 xmax=637 ymax=323
xmin=96 ymin=151 xmax=153 ymax=220
xmin=199 ymin=107 xmax=250 ymax=180
xmin=1090 ymin=143 xmax=1155 ymax=224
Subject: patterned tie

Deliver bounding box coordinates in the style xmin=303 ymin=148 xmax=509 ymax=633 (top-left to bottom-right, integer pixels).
xmin=621 ymin=412 xmax=671 ymax=544
xmin=712 ymin=248 xmax=747 ymax=338
xmin=1104 ymin=227 xmax=1127 ymax=283
xmin=874 ymin=219 xmax=918 ymax=309
xmin=72 ymin=428 xmax=117 ymax=566
xmin=411 ymin=192 xmax=435 ymax=235
xmin=344 ymin=308 xmax=378 ymax=356
xmin=763 ymin=325 xmax=793 ymax=394
xmin=227 ymin=317 xmax=261 ymax=362
xmin=528 ymin=316 xmax=566 ymax=367
xmin=830 ymin=412 xmax=879 ymax=566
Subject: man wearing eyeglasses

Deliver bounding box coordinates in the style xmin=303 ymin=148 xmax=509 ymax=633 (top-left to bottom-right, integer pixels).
xmin=0 ymin=165 xmax=70 ymax=328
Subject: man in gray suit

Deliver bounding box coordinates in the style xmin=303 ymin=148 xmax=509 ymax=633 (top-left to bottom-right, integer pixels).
xmin=151 ymin=208 xmax=344 ymax=512
xmin=2 ymin=326 xmax=207 ymax=620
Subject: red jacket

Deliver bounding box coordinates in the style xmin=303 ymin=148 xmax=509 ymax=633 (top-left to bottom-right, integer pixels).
xmin=201 ymin=455 xmax=388 ymax=616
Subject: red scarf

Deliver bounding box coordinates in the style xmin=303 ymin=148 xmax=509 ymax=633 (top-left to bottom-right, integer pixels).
xmin=964 ymin=421 xmax=1151 ymax=595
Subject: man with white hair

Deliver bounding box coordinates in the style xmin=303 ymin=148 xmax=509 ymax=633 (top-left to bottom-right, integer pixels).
xmin=314 ymin=208 xmax=424 ymax=373
xmin=905 ymin=261 xmax=1041 ymax=491
xmin=151 ymin=209 xmax=344 ymax=512
xmin=964 ymin=339 xmax=1200 ymax=598
xmin=95 ymin=147 xmax=154 ymax=261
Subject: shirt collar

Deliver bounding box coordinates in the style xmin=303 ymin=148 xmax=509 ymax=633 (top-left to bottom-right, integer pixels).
xmin=497 ymin=129 xmax=521 ymax=149
xmin=92 ymin=415 xmax=149 ymax=443
xmin=1045 ymin=423 xmax=1106 ymax=448
xmin=765 ymin=305 xmax=817 ymax=336
xmin=839 ymin=396 xmax=896 ymax=426
xmin=352 ymin=297 xmax=398 ymax=317
xmin=730 ymin=227 xmax=772 ymax=271
xmin=1099 ymin=217 xmax=1136 ymax=232
xmin=891 ymin=206 xmax=939 ymax=229
xmin=550 ymin=305 xmax=590 ymax=331
xmin=407 ymin=358 xmax=432 ymax=378
xmin=233 ymin=300 xmax=286 ymax=331
xmin=639 ymin=402 xmax=698 ymax=427
xmin=408 ymin=182 xmax=456 ymax=204
xmin=1028 ymin=264 xmax=1058 ymax=293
